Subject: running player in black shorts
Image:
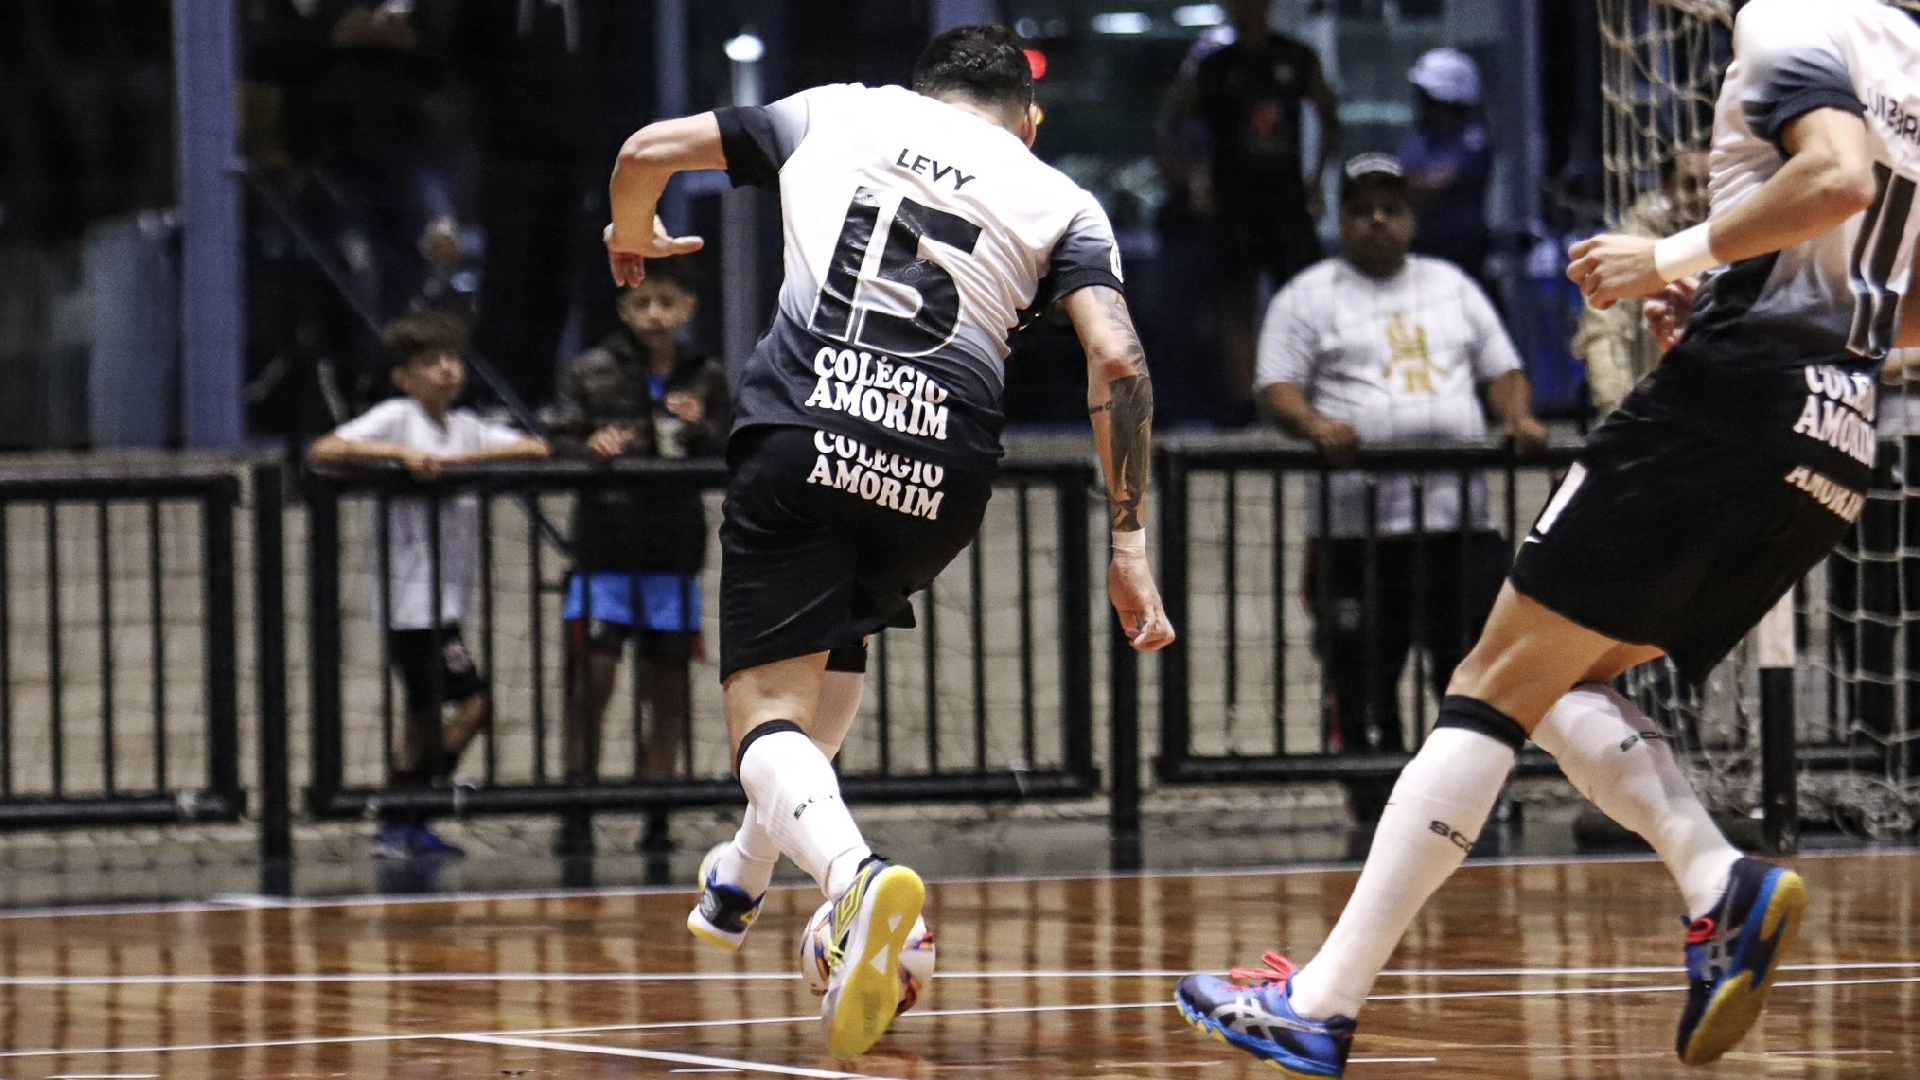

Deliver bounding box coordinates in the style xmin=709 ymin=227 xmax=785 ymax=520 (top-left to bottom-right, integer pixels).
xmin=1179 ymin=1 xmax=1920 ymax=1074
xmin=603 ymin=25 xmax=1175 ymax=1059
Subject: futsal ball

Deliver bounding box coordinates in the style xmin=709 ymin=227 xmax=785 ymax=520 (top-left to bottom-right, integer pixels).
xmin=798 ymin=898 xmax=937 ymax=1013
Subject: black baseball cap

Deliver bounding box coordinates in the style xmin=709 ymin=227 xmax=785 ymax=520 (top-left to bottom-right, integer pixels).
xmin=1340 ymin=153 xmax=1408 ymax=204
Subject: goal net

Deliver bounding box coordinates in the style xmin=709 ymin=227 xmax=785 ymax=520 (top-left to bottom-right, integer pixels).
xmin=1598 ymin=0 xmax=1920 ymax=839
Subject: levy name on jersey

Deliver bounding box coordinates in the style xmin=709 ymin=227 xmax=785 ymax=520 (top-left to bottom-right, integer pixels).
xmin=1633 ymin=0 xmax=1920 ymax=492
xmin=713 ymin=83 xmax=1124 ymax=470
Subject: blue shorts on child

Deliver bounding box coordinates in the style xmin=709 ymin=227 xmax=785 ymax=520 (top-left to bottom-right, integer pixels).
xmin=564 ymin=573 xmax=703 ymax=632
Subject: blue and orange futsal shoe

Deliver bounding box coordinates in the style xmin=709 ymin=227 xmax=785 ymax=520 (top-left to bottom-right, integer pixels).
xmin=1675 ymin=856 xmax=1808 ymax=1065
xmin=1174 ymin=953 xmax=1357 ymax=1078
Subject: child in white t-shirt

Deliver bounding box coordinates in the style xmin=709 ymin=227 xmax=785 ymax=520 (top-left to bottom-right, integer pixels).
xmin=311 ymin=312 xmax=547 ymax=859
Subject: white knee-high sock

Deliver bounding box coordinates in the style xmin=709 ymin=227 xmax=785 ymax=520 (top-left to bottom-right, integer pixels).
xmin=716 ymin=677 xmax=864 ymax=897
xmin=714 ymin=814 xmax=781 ymax=898
xmin=736 ymin=726 xmax=871 ymax=899
xmin=1531 ymin=683 xmax=1739 ymax=919
xmin=1289 ymin=725 xmax=1515 ymax=1021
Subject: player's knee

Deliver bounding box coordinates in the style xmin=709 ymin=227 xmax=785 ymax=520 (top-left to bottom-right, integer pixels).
xmin=1434 ymin=695 xmax=1529 ymax=753
xmin=734 ymin=718 xmax=806 ymax=777
xmin=1444 ymin=644 xmax=1494 ymax=698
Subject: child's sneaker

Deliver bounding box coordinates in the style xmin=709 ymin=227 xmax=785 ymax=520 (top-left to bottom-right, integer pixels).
xmin=370 ymin=825 xmax=415 ymax=861
xmin=408 ymin=824 xmax=466 ymax=858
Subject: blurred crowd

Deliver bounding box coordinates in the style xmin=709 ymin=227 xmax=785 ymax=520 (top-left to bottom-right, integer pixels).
xmin=228 ymin=0 xmax=1519 ymax=439
xmin=239 ymin=0 xmax=651 ymax=431
xmin=1143 ymin=1 xmax=1497 ymax=428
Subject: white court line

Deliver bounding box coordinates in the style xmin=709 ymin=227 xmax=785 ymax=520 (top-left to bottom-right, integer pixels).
xmin=445 ymin=1034 xmax=904 ymax=1080
xmin=4 ymin=972 xmax=1915 ymax=1061
xmin=3 ymin=844 xmax=1914 ymax=921
xmin=3 ymin=959 xmax=1917 ymax=988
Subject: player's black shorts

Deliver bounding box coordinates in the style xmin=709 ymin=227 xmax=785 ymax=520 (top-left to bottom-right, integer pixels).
xmin=1509 ymin=415 xmax=1855 ymax=684
xmin=718 ymin=426 xmax=994 ymax=681
xmin=386 ymin=625 xmax=487 ymax=712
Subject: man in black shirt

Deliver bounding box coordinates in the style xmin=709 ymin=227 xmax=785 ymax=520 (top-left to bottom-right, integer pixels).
xmin=1159 ymin=0 xmax=1340 ymax=424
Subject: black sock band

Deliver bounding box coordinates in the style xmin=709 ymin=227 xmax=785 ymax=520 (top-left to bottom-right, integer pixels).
xmin=736 ymin=718 xmax=806 ymax=776
xmin=1435 ymin=695 xmax=1528 ymax=753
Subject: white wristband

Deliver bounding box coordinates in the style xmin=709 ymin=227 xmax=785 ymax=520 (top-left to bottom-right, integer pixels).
xmin=1653 ymin=223 xmax=1718 ymax=283
xmin=1112 ymin=529 xmax=1147 ymax=556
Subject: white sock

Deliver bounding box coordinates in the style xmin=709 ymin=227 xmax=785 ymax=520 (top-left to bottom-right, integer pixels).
xmin=714 ymin=814 xmax=780 ymax=898
xmin=736 ymin=727 xmax=871 ymax=899
xmin=1531 ymin=683 xmax=1740 ymax=919
xmin=1289 ymin=726 xmax=1515 ymax=1021
xmin=717 ymin=677 xmax=862 ymax=899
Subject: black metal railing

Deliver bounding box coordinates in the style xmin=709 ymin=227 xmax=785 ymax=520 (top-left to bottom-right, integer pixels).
xmin=0 ymin=437 xmax=1877 ymax=870
xmin=0 ymin=467 xmax=247 ymax=827
xmin=1154 ymin=438 xmax=1583 ymax=785
xmin=303 ymin=456 xmax=1101 ymax=822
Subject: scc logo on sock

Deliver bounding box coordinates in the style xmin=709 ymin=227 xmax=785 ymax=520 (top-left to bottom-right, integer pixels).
xmin=793 ymin=794 xmax=841 ymax=820
xmin=1429 ymin=820 xmax=1474 ymax=853
xmin=1618 ymin=730 xmax=1665 ymax=753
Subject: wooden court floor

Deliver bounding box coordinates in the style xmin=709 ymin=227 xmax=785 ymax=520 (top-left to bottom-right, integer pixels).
xmin=0 ymin=852 xmax=1914 ymax=1078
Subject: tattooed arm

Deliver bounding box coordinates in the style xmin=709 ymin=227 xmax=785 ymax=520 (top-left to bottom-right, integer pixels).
xmin=1065 ymin=286 xmax=1175 ymax=651
xmin=1070 ymin=286 xmax=1153 ymax=533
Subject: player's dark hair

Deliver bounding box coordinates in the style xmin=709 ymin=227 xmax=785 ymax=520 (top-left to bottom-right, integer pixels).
xmin=911 ymin=25 xmax=1033 ymax=115
xmin=381 ymin=310 xmax=470 ymax=371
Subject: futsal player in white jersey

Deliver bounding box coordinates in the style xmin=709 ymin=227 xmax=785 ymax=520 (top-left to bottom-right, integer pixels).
xmin=604 ymin=25 xmax=1176 ymax=1059
xmin=1180 ymin=0 xmax=1920 ymax=1074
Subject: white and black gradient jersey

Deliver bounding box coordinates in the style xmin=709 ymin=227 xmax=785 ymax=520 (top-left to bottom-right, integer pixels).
xmin=1634 ymin=0 xmax=1920 ymax=489
xmin=712 ymin=83 xmax=1124 ymax=467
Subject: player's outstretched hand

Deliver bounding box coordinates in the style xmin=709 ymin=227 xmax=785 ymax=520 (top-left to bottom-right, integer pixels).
xmin=1567 ymin=233 xmax=1663 ymax=311
xmin=1644 ymin=277 xmax=1698 ymax=352
xmin=1109 ymin=546 xmax=1176 ymax=652
xmin=605 ymin=217 xmax=706 ymax=288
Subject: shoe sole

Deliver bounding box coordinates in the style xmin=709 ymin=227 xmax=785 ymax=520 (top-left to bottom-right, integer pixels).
xmin=823 ymin=866 xmax=924 ymax=1060
xmin=686 ymin=843 xmax=748 ymax=951
xmin=1173 ymin=991 xmax=1343 ymax=1078
xmin=1679 ymin=868 xmax=1807 ymax=1066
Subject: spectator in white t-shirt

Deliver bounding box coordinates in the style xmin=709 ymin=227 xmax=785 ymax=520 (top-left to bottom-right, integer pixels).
xmin=1255 ymin=153 xmax=1546 ymax=820
xmin=310 ymin=311 xmax=548 ymax=858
